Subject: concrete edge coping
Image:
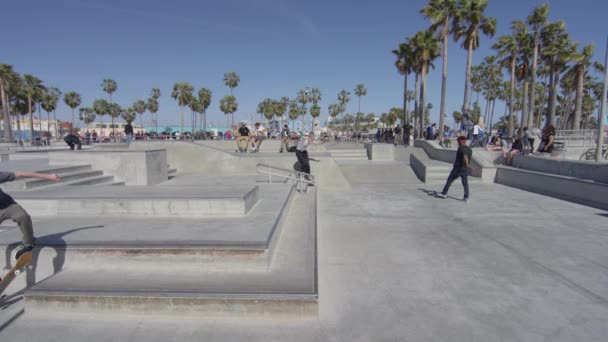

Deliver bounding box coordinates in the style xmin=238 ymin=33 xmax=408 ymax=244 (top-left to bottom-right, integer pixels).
xmin=496 ymin=165 xmax=608 ymax=187
xmin=26 ymin=289 xmax=318 ymax=300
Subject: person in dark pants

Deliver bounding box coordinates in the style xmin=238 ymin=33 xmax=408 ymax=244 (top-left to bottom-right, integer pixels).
xmin=436 ymin=136 xmax=472 ymax=202
xmin=295 ymin=132 xmax=314 ymax=182
xmin=0 ymin=171 xmax=61 ymax=278
xmin=64 ymin=130 xmax=82 ymax=150
xmin=124 ymin=121 xmax=134 ymax=144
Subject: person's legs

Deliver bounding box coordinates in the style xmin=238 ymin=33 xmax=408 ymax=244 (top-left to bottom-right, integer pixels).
xmin=1 ymin=204 xmax=35 ymax=247
xmin=441 ymin=168 xmax=459 ymax=195
xmin=529 ymin=138 xmax=535 ymax=152
xmin=459 ymin=170 xmax=469 ymax=199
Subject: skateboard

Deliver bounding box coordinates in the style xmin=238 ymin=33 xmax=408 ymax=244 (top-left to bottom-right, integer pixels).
xmin=0 ymin=251 xmax=33 ymax=298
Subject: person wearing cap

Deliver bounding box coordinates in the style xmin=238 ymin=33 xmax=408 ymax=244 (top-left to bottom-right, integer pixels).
xmin=235 ymin=122 xmax=250 ymax=153
xmin=436 ymin=136 xmax=472 ymax=202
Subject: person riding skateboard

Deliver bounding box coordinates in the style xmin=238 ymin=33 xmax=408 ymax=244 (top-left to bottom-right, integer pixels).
xmin=436 ymin=136 xmax=472 ymax=202
xmin=0 ymin=171 xmax=61 ymax=281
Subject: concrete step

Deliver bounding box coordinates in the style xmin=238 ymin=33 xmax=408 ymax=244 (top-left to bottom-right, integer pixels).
xmin=2 ymin=169 xmax=104 ymax=190
xmin=12 ymin=185 xmax=260 ymax=218
xmin=39 ymin=175 xmax=118 ymax=189
xmin=24 ymin=187 xmax=317 ymax=317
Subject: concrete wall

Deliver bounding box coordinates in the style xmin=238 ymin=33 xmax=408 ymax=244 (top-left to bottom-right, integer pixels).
xmin=364 ymin=143 xmax=394 ymax=161
xmin=512 ymin=155 xmax=608 ymax=184
xmin=48 ymin=149 xmax=168 ymax=185
xmin=414 ymin=140 xmax=496 ymax=183
xmin=495 ymin=166 xmax=608 ymax=211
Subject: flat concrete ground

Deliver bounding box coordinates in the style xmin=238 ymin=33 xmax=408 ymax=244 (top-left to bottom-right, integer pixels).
xmin=2 ymin=182 xmax=608 ymax=341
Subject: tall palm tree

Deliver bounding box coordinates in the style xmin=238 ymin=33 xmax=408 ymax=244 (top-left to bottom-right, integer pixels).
xmin=289 ymin=100 xmax=299 ymax=130
xmin=393 ymin=43 xmax=414 ymax=124
xmin=92 ymin=99 xmax=109 ymax=133
xmin=223 ymin=72 xmax=240 ymax=96
xmin=526 ymin=4 xmax=549 ymax=128
xmin=511 ymin=20 xmax=533 ymax=128
xmin=171 ymin=82 xmax=194 ymax=134
xmin=453 ymin=0 xmax=496 ymax=114
xmin=219 ymin=95 xmax=238 ymax=131
xmin=354 ymin=83 xmax=367 ymax=114
xmin=121 ymin=107 xmax=136 ymax=124
xmin=107 ymin=102 xmax=122 ymax=138
xmin=309 ymin=88 xmax=322 ymax=129
xmin=41 ymin=87 xmax=61 ymax=135
xmin=78 ymin=107 xmax=95 ymax=132
xmin=23 ymin=74 xmax=46 ymax=140
xmin=570 ymin=44 xmax=595 ymax=130
xmin=493 ymin=30 xmax=518 ymax=135
xmin=297 ymin=88 xmax=311 ymax=119
xmin=63 ymin=91 xmax=81 ymax=130
xmin=197 ymin=88 xmax=212 ymax=132
xmin=409 ymin=30 xmax=441 ymax=138
xmin=421 ymin=0 xmax=457 ymax=141
xmin=0 ymin=64 xmax=20 ymax=141
xmin=147 ymin=97 xmax=159 ymax=133
xmin=337 ymin=90 xmax=350 ymax=122
xmin=102 ymin=79 xmax=117 ymax=104
xmin=150 ymin=88 xmax=161 ymax=100
xmin=132 ymin=100 xmax=147 ymax=130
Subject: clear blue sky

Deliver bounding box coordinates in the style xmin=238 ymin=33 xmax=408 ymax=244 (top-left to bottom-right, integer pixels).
xmin=1 ymin=0 xmax=607 ymax=128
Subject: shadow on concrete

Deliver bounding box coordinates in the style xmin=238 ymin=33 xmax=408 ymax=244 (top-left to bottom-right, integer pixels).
xmin=0 ymin=308 xmax=24 ymax=334
xmin=2 ymin=225 xmax=104 ymax=306
xmin=597 ymin=213 xmax=608 ymax=218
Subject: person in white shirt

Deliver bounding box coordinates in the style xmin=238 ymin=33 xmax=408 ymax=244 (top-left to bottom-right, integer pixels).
xmin=250 ymin=123 xmax=266 ymax=152
xmin=471 ymin=123 xmax=481 ymax=146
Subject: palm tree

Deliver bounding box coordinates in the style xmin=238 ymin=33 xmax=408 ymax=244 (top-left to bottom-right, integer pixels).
xmin=132 ymin=100 xmax=147 ymax=130
xmin=0 ymin=64 xmax=20 ymax=141
xmin=63 ymin=91 xmax=81 ymax=130
xmin=570 ymin=44 xmax=595 ymax=130
xmin=223 ymin=72 xmax=240 ymax=96
xmin=41 ymin=87 xmax=61 ymax=135
xmin=148 ymin=88 xmax=161 ymax=133
xmin=309 ymin=88 xmax=322 ymax=129
xmin=409 ymin=30 xmax=441 ymax=138
xmin=23 ymin=74 xmax=46 ymax=140
xmin=102 ymin=79 xmax=117 ymax=104
xmin=393 ymin=43 xmax=414 ymax=124
xmin=354 ymin=83 xmax=367 ymax=114
xmin=78 ymin=107 xmax=95 ymax=132
xmin=453 ymin=0 xmax=496 ymax=114
xmin=197 ymin=88 xmax=212 ymax=132
xmin=421 ymin=0 xmax=457 ymax=141
xmin=297 ymin=88 xmax=311 ymax=118
xmin=289 ymin=100 xmax=300 ymax=131
xmin=150 ymin=88 xmax=161 ymax=99
xmin=219 ymin=95 xmax=238 ymax=131
xmin=171 ymin=82 xmax=194 ymax=134
xmin=92 ymin=99 xmax=109 ymax=133
xmin=494 ymin=30 xmax=518 ymax=135
xmin=121 ymin=107 xmax=136 ymax=124
xmin=107 ymin=103 xmax=122 ymax=138
xmin=257 ymin=98 xmax=274 ymax=127
xmin=337 ymin=90 xmax=350 ymax=123
xmin=526 ymin=4 xmax=550 ymax=128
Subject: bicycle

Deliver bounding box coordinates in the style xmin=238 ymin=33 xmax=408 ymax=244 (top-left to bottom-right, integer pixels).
xmin=579 ymin=146 xmax=608 ymax=161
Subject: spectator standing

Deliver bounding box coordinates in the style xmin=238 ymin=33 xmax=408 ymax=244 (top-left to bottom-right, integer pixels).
xmin=124 ymin=121 xmax=134 ymax=145
xmin=394 ymin=125 xmax=402 ymax=146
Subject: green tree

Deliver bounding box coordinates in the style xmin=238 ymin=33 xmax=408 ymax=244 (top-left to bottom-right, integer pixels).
xmin=570 ymin=44 xmax=595 ymax=130
xmin=223 ymin=72 xmax=239 ymax=126
xmin=421 ymin=0 xmax=457 ymax=141
xmin=102 ymin=78 xmax=117 ymax=103
xmin=63 ymin=91 xmax=81 ymax=130
xmin=24 ymin=74 xmax=46 ymax=139
xmin=147 ymin=97 xmax=159 ymax=133
xmin=132 ymin=100 xmax=147 ymax=130
xmin=0 ymin=64 xmax=21 ymax=141
xmin=219 ymin=95 xmax=238 ymax=130
xmin=526 ymin=4 xmax=550 ymax=128
xmin=354 ymin=83 xmax=367 ymax=114
xmin=41 ymin=87 xmax=61 ymax=135
xmin=288 ymin=100 xmax=300 ymax=130
xmin=494 ymin=30 xmax=518 ymax=135
xmin=453 ymin=0 xmax=496 ymax=113
xmin=197 ymin=88 xmax=212 ymax=132
xmin=171 ymin=82 xmax=194 ymax=133
xmin=78 ymin=107 xmax=95 ymax=132
xmin=393 ymin=44 xmax=415 ymax=124
xmin=409 ymin=30 xmax=441 ymax=138
xmin=121 ymin=107 xmax=136 ymax=124
xmin=92 ymin=99 xmax=109 ymax=132
xmin=107 ymin=102 xmax=122 ymax=138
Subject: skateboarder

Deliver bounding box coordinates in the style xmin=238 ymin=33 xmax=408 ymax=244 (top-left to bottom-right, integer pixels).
xmin=295 ymin=132 xmax=318 ymax=183
xmin=64 ymin=130 xmax=82 ymax=150
xmin=0 ymin=171 xmax=61 ymax=267
xmin=435 ymin=136 xmax=472 ymax=202
xmin=279 ymin=124 xmax=290 ymax=153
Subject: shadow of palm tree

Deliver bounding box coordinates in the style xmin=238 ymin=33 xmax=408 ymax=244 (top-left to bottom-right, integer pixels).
xmin=2 ymin=225 xmax=104 ymax=305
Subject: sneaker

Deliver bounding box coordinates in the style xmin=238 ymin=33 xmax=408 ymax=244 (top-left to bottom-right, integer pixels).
xmin=15 ymin=245 xmax=33 ymax=260
xmin=462 ymin=197 xmax=469 ymax=203
xmin=435 ymin=192 xmax=447 ymax=199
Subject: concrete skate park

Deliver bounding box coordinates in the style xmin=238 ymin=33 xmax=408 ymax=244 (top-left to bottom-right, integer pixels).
xmin=1 ymin=139 xmax=607 ymax=341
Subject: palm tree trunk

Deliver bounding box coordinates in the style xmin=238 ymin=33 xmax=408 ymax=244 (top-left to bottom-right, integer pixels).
xmin=414 ymin=73 xmax=420 ymax=138
xmin=180 ymin=106 xmax=184 ymax=134
xmin=522 ymin=80 xmax=529 ymax=129
xmin=549 ymin=71 xmax=560 ymax=126
xmin=510 ymin=59 xmax=516 ymax=135
xmin=484 ymin=99 xmax=490 ymax=124
xmin=203 ymin=109 xmax=207 ymax=132
xmin=16 ymin=114 xmax=22 ymax=144
xmin=1 ymin=85 xmax=13 ymax=141
xmin=529 ymin=34 xmax=539 ymax=128
xmin=402 ymin=74 xmax=408 ymax=124
xmin=463 ymin=39 xmax=474 ymax=113
xmin=546 ymin=72 xmax=555 ymax=127
xmin=439 ymin=29 xmax=448 ymax=142
xmin=47 ymin=110 xmax=50 ymax=134
xmin=28 ymin=96 xmax=33 ymax=142
xmin=53 ymin=110 xmax=58 ymax=140
xmin=71 ymin=108 xmax=75 ymax=131
xmin=419 ymin=64 xmax=428 ymax=139
xmin=573 ymin=66 xmax=584 ymax=131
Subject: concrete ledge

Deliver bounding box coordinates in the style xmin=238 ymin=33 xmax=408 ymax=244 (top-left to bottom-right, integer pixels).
xmin=512 ymin=154 xmax=608 ymax=184
xmin=364 ymin=143 xmax=393 ymax=161
xmin=414 ymin=140 xmax=496 ymax=183
xmin=13 ymin=185 xmax=259 ymax=217
xmin=48 ymin=149 xmax=168 ymax=185
xmin=495 ymin=166 xmax=608 ymax=211
xmin=410 ymin=148 xmax=451 ymax=183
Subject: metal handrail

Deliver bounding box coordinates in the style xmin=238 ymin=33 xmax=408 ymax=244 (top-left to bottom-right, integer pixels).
xmin=255 ymin=163 xmax=315 ymax=192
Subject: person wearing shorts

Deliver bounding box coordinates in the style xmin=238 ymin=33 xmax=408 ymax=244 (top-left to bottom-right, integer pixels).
xmin=236 ymin=123 xmax=250 ymax=152
xmin=251 ymin=123 xmax=266 ymax=152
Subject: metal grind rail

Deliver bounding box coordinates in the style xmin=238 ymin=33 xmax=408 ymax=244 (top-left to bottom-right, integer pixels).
xmin=255 ymin=163 xmax=315 ymax=193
